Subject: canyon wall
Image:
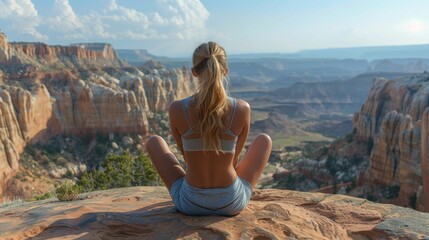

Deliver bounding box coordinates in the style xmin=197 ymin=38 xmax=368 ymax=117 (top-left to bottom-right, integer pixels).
xmin=0 ymin=33 xmax=11 ymax=62
xmin=0 ymin=33 xmax=197 ymax=196
xmin=0 ymin=32 xmax=122 ymax=68
xmin=422 ymin=108 xmax=429 ymax=211
xmin=353 ymin=72 xmax=429 ymax=210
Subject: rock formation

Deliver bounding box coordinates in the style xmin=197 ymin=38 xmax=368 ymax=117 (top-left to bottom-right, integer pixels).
xmin=0 ymin=84 xmax=55 ymax=196
xmin=0 ymin=33 xmax=11 ymax=62
xmin=0 ymin=69 xmax=4 ymax=84
xmin=353 ymin=72 xmax=429 ymax=211
xmin=0 ymin=33 xmax=198 ymax=197
xmin=0 ymin=32 xmax=122 ymax=68
xmin=1 ymin=187 xmax=428 ymax=239
xmin=422 ymin=107 xmax=429 ymax=212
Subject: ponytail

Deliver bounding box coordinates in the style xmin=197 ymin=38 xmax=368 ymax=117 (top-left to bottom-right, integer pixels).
xmin=192 ymin=42 xmax=229 ymax=153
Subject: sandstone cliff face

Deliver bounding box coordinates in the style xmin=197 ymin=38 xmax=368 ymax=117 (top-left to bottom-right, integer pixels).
xmin=0 ymin=85 xmax=53 ymax=196
xmin=0 ymin=33 xmax=122 ymax=68
xmin=0 ymin=91 xmax=20 ymax=195
xmin=0 ymin=69 xmax=4 ymax=84
xmin=422 ymin=108 xmax=429 ymax=212
xmin=353 ymin=72 xmax=429 ymax=210
xmin=0 ymin=34 xmax=198 ymax=197
xmin=51 ymin=77 xmax=150 ymax=136
xmin=140 ymin=67 xmax=197 ymax=111
xmin=71 ymin=43 xmax=119 ymax=61
xmin=0 ymin=33 xmax=11 ymax=62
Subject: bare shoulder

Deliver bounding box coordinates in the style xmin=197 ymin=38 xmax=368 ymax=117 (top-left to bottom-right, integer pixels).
xmin=235 ymin=98 xmax=250 ymax=113
xmin=233 ymin=98 xmax=250 ymax=122
xmin=168 ymin=100 xmax=183 ymax=117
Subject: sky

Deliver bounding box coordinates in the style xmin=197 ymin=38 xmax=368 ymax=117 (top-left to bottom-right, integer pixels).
xmin=0 ymin=0 xmax=428 ymax=57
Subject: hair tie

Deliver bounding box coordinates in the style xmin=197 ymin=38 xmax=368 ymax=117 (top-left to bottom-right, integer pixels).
xmin=193 ymin=58 xmax=209 ymax=73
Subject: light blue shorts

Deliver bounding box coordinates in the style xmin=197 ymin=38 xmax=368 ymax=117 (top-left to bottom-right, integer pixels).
xmin=169 ymin=176 xmax=253 ymax=216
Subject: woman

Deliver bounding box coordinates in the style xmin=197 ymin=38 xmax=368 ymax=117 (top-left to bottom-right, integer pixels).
xmin=146 ymin=42 xmax=272 ymax=216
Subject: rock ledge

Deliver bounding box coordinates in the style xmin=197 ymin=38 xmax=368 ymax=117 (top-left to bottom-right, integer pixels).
xmin=1 ymin=187 xmax=428 ymax=239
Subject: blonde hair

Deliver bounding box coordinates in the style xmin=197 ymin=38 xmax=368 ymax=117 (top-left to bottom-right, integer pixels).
xmin=192 ymin=42 xmax=229 ymax=153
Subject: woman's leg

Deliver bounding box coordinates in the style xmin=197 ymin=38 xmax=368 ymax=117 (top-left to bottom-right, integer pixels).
xmin=236 ymin=133 xmax=272 ymax=188
xmin=146 ymin=135 xmax=186 ymax=190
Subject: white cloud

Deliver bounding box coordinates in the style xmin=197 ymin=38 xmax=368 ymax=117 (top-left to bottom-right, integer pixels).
xmin=87 ymin=17 xmax=116 ymax=39
xmin=81 ymin=0 xmax=210 ymax=40
xmin=108 ymin=0 xmax=118 ymax=11
xmin=175 ymin=0 xmax=209 ymax=26
xmin=17 ymin=21 xmax=45 ymax=39
xmin=168 ymin=5 xmax=179 ymax=14
xmin=0 ymin=0 xmax=38 ymax=18
xmin=115 ymin=6 xmax=149 ymax=24
xmin=0 ymin=0 xmax=47 ymax=40
xmin=152 ymin=0 xmax=210 ymax=39
xmin=0 ymin=0 xmax=211 ymax=43
xmin=124 ymin=30 xmax=168 ymax=40
xmin=152 ymin=12 xmax=168 ymax=25
xmin=45 ymin=0 xmax=84 ymax=32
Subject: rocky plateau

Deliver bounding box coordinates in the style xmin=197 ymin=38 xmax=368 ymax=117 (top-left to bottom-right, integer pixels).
xmin=1 ymin=187 xmax=428 ymax=240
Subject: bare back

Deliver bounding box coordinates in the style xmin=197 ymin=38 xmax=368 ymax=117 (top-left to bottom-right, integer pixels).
xmin=169 ymin=97 xmax=250 ymax=188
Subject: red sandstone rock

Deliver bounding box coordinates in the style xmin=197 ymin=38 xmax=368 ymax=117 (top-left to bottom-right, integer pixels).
xmin=353 ymin=73 xmax=429 ymax=210
xmin=1 ymin=187 xmax=428 ymax=240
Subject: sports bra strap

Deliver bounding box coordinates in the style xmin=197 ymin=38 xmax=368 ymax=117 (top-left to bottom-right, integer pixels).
xmin=181 ymin=96 xmax=192 ymax=127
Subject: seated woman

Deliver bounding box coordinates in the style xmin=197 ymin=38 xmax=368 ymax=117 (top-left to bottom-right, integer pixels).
xmin=146 ymin=41 xmax=272 ymax=216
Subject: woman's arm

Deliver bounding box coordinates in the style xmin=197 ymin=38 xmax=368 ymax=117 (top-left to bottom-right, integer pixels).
xmin=233 ymin=99 xmax=251 ymax=168
xmin=169 ymin=101 xmax=186 ymax=158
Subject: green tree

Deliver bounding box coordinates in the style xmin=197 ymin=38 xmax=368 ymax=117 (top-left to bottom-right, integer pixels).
xmin=102 ymin=151 xmax=134 ymax=188
xmin=77 ymin=151 xmax=159 ymax=192
xmin=133 ymin=154 xmax=158 ymax=185
xmin=326 ymin=154 xmax=337 ymax=176
xmin=56 ymin=180 xmax=82 ymax=201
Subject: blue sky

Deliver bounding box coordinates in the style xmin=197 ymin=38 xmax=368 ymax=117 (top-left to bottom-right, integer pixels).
xmin=0 ymin=0 xmax=428 ymax=57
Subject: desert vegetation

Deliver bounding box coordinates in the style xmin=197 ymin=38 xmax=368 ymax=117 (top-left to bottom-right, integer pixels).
xmin=54 ymin=151 xmax=160 ymax=201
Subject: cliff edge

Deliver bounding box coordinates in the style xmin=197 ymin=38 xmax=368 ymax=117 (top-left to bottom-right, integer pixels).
xmin=1 ymin=187 xmax=428 ymax=239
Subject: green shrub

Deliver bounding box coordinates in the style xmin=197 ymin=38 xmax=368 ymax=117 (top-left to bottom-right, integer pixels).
xmin=78 ymin=171 xmax=97 ymax=192
xmin=26 ymin=145 xmax=37 ymax=156
xmin=30 ymin=192 xmax=54 ymax=201
xmin=77 ymin=152 xmax=160 ymax=192
xmin=345 ymin=132 xmax=354 ymax=143
xmin=382 ymin=185 xmax=400 ymax=199
xmin=133 ymin=154 xmax=159 ymax=186
xmin=56 ymin=180 xmax=82 ymax=201
xmin=64 ymin=170 xmax=74 ymax=179
xmin=409 ymin=194 xmax=417 ymax=209
xmin=367 ymin=194 xmax=378 ymax=202
xmin=43 ymin=143 xmax=61 ymax=155
xmin=94 ymin=143 xmax=107 ymax=158
xmin=1 ymin=197 xmax=25 ymax=208
xmin=326 ymin=155 xmax=337 ymax=176
xmin=104 ymin=151 xmax=134 ymax=188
